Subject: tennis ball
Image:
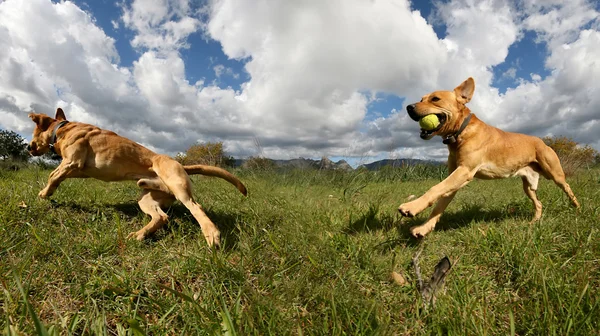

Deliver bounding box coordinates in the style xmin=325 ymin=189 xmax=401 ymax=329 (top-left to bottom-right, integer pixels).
xmin=419 ymin=114 xmax=440 ymax=130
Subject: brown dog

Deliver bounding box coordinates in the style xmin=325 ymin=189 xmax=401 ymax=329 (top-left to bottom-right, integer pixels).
xmin=28 ymin=108 xmax=247 ymax=248
xmin=399 ymin=77 xmax=579 ymax=237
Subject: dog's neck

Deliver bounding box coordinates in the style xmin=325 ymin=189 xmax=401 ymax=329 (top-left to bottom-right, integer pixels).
xmin=49 ymin=120 xmax=69 ymax=155
xmin=442 ymin=113 xmax=472 ymax=145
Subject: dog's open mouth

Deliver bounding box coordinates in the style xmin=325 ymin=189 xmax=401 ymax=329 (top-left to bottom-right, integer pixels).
xmin=419 ymin=114 xmax=447 ymax=140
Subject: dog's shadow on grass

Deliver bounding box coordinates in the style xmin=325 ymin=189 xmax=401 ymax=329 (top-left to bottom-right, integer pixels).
xmin=344 ymin=202 xmax=532 ymax=251
xmin=48 ymin=199 xmax=97 ymax=213
xmin=343 ymin=204 xmax=420 ymax=249
xmin=430 ymin=202 xmax=531 ymax=232
xmin=343 ymin=204 xmax=397 ymax=234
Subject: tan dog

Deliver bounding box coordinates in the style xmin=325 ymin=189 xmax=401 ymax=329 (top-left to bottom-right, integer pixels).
xmin=28 ymin=108 xmax=247 ymax=248
xmin=399 ymin=77 xmax=579 ymax=237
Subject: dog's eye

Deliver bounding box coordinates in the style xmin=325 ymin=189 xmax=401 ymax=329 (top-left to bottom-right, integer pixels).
xmin=431 ymin=97 xmax=440 ymax=102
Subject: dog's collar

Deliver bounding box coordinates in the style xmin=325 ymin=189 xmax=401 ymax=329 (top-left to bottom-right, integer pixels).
xmin=442 ymin=113 xmax=472 ymax=145
xmin=49 ymin=120 xmax=69 ymax=154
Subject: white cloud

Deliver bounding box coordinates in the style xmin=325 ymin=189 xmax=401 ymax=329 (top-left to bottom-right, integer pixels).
xmin=522 ymin=0 xmax=599 ymax=45
xmin=120 ymin=0 xmax=200 ymax=51
xmin=0 ymin=0 xmax=598 ymax=162
xmin=503 ymin=67 xmax=517 ymax=79
xmin=213 ymin=64 xmax=238 ymax=79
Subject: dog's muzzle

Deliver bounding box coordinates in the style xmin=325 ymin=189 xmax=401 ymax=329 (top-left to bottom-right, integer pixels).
xmin=406 ymin=104 xmax=448 ymax=140
xmin=406 ymin=104 xmax=420 ymax=121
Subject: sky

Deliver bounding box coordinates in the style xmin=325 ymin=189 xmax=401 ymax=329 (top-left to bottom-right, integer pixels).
xmin=0 ymin=0 xmax=599 ymax=167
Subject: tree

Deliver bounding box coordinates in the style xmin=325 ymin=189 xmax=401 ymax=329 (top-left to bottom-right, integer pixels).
xmin=175 ymin=141 xmax=234 ymax=167
xmin=542 ymin=136 xmax=598 ymax=176
xmin=0 ymin=129 xmax=29 ymax=161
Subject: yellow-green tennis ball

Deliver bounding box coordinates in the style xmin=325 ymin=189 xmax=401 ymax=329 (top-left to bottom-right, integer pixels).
xmin=419 ymin=114 xmax=440 ymax=130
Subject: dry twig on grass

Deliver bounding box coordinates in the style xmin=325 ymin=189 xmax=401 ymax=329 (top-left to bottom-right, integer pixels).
xmin=412 ymin=246 xmax=452 ymax=309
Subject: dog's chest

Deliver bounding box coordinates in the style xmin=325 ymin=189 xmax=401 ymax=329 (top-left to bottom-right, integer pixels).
xmin=475 ymin=163 xmax=523 ymax=180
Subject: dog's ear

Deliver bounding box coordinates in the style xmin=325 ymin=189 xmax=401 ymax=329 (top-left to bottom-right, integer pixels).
xmin=55 ymin=108 xmax=67 ymax=121
xmin=454 ymin=77 xmax=475 ymax=104
xmin=28 ymin=113 xmax=53 ymax=131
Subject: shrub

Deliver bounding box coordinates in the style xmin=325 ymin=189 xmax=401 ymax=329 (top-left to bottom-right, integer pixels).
xmin=175 ymin=142 xmax=234 ymax=167
xmin=542 ymin=136 xmax=598 ymax=176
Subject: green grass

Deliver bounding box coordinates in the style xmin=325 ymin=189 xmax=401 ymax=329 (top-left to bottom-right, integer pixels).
xmin=1 ymin=166 xmax=599 ymax=335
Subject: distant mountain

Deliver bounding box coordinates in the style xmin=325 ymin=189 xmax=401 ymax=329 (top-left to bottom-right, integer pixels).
xmin=231 ymin=157 xmax=442 ymax=171
xmin=272 ymin=158 xmax=318 ymax=169
xmin=317 ymin=157 xmax=353 ymax=171
xmin=273 ymin=157 xmax=354 ymax=171
xmin=357 ymin=158 xmax=444 ymax=171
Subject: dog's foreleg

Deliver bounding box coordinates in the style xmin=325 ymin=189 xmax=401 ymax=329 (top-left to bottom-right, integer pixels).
xmin=399 ymin=166 xmax=475 ymax=220
xmin=38 ymin=160 xmax=82 ymax=198
xmin=410 ymin=192 xmax=457 ymax=238
xmin=39 ymin=141 xmax=87 ymax=199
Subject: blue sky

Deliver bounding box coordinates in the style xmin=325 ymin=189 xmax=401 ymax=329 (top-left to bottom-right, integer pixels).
xmin=2 ymin=0 xmax=599 ymax=165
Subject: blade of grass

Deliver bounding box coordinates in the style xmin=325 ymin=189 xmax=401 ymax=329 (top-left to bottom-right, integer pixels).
xmin=13 ymin=272 xmax=49 ymax=336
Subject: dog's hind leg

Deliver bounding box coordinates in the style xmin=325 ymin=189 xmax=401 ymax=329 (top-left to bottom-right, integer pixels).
xmin=151 ymin=155 xmax=221 ymax=248
xmin=137 ymin=177 xmax=171 ymax=194
xmin=128 ymin=189 xmax=175 ymax=241
xmin=410 ymin=192 xmax=457 ymax=238
xmin=536 ymin=147 xmax=580 ymax=208
xmin=521 ymin=171 xmax=542 ymax=223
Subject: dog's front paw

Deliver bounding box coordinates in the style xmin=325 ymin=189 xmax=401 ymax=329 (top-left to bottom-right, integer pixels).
xmin=398 ymin=201 xmax=423 ymax=217
xmin=38 ymin=189 xmax=52 ymax=199
xmin=204 ymin=230 xmax=221 ymax=249
xmin=410 ymin=224 xmax=433 ymax=238
xmin=127 ymin=230 xmax=147 ymax=241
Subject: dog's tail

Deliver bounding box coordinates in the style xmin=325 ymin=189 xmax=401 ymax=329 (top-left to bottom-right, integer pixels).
xmin=183 ymin=164 xmax=247 ymax=196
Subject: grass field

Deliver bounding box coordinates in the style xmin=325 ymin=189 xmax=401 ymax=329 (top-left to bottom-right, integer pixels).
xmin=1 ymin=166 xmax=599 ymax=335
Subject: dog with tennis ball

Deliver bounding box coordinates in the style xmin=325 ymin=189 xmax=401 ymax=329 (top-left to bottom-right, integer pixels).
xmin=399 ymin=77 xmax=580 ymax=238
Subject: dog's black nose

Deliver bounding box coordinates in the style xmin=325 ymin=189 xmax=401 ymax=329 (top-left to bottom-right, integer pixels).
xmin=26 ymin=144 xmax=31 ymax=151
xmin=406 ymin=104 xmax=420 ymax=121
